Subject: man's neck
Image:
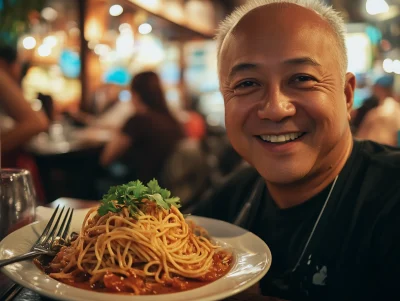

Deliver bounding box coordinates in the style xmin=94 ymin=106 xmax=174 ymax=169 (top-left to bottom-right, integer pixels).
xmin=266 ymin=132 xmax=354 ymax=209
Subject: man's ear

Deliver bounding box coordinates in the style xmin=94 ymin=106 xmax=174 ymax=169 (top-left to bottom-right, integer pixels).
xmin=344 ymin=72 xmax=356 ymax=120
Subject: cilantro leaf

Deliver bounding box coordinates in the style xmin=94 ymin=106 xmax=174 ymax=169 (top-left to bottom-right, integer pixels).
xmin=98 ymin=178 xmax=180 ymax=216
xmin=159 ymin=188 xmax=171 ymax=199
xmin=126 ymin=180 xmax=148 ymax=198
xmin=147 ymin=193 xmax=169 ymax=210
xmin=98 ymin=205 xmax=109 ymax=216
xmin=166 ymin=197 xmax=181 ymax=208
xmin=98 ymin=200 xmax=118 ymax=216
xmin=147 ymin=179 xmax=161 ymax=194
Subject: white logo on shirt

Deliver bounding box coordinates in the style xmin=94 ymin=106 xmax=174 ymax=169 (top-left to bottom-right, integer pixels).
xmin=312 ymin=265 xmax=328 ymax=286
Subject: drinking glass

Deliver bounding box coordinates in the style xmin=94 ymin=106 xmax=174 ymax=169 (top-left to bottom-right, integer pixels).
xmin=0 ymin=168 xmax=36 ymax=241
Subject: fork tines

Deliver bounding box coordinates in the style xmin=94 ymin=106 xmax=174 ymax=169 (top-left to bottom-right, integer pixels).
xmin=32 ymin=205 xmax=74 ymax=251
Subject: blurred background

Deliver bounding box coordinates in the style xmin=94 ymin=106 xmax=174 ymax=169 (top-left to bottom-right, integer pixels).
xmin=0 ymin=0 xmax=399 ymax=205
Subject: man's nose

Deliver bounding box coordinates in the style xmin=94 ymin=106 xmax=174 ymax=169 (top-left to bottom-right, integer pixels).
xmin=257 ymin=88 xmax=296 ymax=122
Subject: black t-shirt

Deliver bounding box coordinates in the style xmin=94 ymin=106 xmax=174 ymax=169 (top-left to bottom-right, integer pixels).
xmin=253 ymin=184 xmax=332 ymax=300
xmin=190 ymin=140 xmax=400 ymax=301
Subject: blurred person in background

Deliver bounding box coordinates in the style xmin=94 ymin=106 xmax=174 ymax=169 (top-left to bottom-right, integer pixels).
xmin=354 ymin=75 xmax=400 ymax=146
xmin=178 ymin=96 xmax=206 ymax=141
xmin=100 ymin=71 xmax=185 ymax=184
xmin=0 ymin=45 xmax=49 ymax=163
xmin=183 ymin=110 xmax=206 ymax=140
xmin=64 ymin=83 xmax=135 ymax=130
xmin=350 ymin=94 xmax=378 ymax=134
xmin=0 ymin=45 xmax=49 ymax=201
xmin=350 ymin=74 xmax=378 ymax=134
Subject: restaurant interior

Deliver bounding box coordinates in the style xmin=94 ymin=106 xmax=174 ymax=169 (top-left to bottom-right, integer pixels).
xmin=0 ymin=0 xmax=399 ymax=204
xmin=1 ymin=0 xmax=400 ymax=300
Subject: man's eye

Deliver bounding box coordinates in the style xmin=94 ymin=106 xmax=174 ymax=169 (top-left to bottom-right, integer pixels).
xmin=235 ymin=81 xmax=258 ymax=89
xmin=293 ymin=75 xmax=316 ymax=82
xmin=290 ymin=75 xmax=318 ymax=88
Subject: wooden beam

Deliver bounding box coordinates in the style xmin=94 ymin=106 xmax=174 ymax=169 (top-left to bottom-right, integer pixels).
xmin=78 ymin=0 xmax=88 ymax=111
xmin=123 ymin=0 xmax=215 ymax=39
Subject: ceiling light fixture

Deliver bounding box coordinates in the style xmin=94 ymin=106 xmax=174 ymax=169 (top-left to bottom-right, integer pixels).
xmin=366 ymin=0 xmax=389 ymax=15
xmin=109 ymin=4 xmax=123 ymax=16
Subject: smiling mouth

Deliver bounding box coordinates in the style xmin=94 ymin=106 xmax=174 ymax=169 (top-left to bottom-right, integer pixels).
xmin=257 ymin=132 xmax=306 ymax=143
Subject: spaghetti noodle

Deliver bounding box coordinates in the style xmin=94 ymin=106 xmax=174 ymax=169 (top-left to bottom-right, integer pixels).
xmin=42 ymin=180 xmax=232 ymax=295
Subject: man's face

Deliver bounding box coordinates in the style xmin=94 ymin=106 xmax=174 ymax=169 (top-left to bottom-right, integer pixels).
xmin=219 ymin=4 xmax=355 ymax=184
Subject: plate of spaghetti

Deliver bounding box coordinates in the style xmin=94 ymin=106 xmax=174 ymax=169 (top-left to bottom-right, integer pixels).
xmin=0 ymin=179 xmax=272 ymax=301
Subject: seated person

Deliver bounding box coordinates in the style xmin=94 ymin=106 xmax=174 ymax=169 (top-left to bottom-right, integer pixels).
xmin=0 ymin=45 xmax=49 ymax=202
xmin=0 ymin=45 xmax=49 ymax=160
xmin=100 ymin=71 xmax=185 ymax=184
xmin=354 ymin=75 xmax=400 ymax=146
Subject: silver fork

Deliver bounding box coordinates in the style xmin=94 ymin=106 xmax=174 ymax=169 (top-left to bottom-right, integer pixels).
xmin=0 ymin=205 xmax=74 ymax=268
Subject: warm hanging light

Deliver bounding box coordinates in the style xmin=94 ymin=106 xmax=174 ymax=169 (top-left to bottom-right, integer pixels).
xmin=393 ymin=60 xmax=400 ymax=75
xmin=116 ymin=31 xmax=135 ymax=58
xmin=43 ymin=36 xmax=57 ymax=48
xmin=109 ymin=4 xmax=123 ymax=16
xmin=23 ymin=36 xmax=36 ymax=49
xmin=138 ymin=23 xmax=152 ymax=35
xmin=383 ymin=58 xmax=393 ymax=73
xmin=94 ymin=44 xmax=111 ymax=56
xmin=41 ymin=7 xmax=58 ymax=21
xmin=119 ymin=23 xmax=132 ymax=33
xmin=38 ymin=45 xmax=51 ymax=57
xmin=366 ymin=0 xmax=389 ymax=15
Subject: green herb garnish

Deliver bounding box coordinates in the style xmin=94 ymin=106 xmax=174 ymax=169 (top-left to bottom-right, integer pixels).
xmin=98 ymin=179 xmax=181 ymax=216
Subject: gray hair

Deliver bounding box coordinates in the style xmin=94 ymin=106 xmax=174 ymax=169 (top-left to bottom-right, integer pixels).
xmin=216 ymin=0 xmax=348 ymax=76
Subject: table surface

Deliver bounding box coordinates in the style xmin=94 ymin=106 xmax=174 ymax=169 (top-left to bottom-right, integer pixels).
xmin=27 ymin=126 xmax=113 ymax=156
xmin=1 ymin=197 xmax=287 ymax=301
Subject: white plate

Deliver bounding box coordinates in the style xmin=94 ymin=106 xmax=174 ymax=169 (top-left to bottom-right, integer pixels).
xmin=0 ymin=215 xmax=272 ymax=301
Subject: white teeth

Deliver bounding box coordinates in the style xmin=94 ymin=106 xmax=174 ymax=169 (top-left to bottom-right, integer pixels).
xmin=259 ymin=132 xmax=303 ymax=143
xmin=276 ymin=135 xmax=286 ymax=142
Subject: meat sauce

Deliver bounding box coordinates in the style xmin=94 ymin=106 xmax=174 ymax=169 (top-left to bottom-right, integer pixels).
xmin=35 ymin=251 xmax=232 ymax=295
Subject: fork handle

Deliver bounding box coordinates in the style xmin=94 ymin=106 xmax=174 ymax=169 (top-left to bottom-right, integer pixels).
xmin=0 ymin=250 xmax=44 ymax=268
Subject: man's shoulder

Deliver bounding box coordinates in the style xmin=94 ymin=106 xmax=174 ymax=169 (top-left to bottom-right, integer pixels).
xmin=357 ymin=139 xmax=400 ymax=169
xmin=339 ymin=140 xmax=400 ymax=217
xmin=351 ymin=140 xmax=400 ymax=225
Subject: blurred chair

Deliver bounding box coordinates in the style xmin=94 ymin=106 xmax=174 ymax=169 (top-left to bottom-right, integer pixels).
xmin=201 ymin=133 xmax=245 ymax=187
xmin=181 ymin=161 xmax=252 ymax=216
xmin=37 ymin=93 xmax=54 ymax=122
xmin=159 ymin=138 xmax=209 ymax=207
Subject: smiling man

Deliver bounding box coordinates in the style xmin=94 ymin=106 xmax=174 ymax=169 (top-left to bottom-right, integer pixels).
xmin=189 ymin=0 xmax=400 ymax=300
xmin=219 ymin=1 xmax=354 ymax=208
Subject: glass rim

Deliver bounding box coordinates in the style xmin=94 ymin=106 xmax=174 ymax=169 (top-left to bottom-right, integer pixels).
xmin=0 ymin=168 xmax=31 ymax=179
